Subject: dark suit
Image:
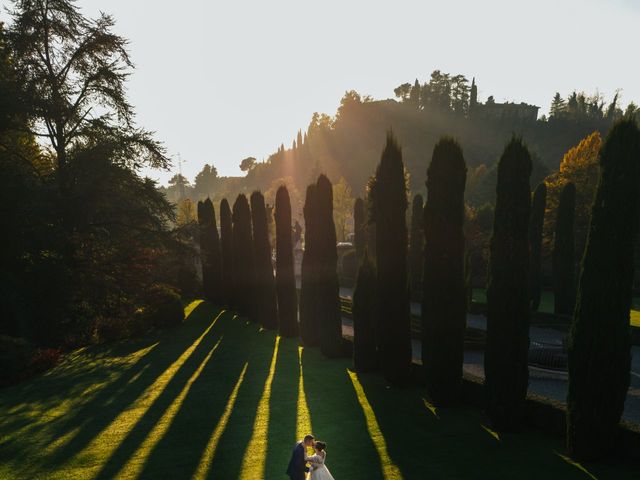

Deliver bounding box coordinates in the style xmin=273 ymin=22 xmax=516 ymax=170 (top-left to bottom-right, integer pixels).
xmin=286 ymin=441 xmax=307 ymax=480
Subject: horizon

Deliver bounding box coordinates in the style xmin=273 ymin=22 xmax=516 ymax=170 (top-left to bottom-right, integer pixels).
xmin=4 ymin=0 xmax=639 ymax=185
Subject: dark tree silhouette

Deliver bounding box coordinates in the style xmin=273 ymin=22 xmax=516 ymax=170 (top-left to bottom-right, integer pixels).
xmin=300 ymin=184 xmax=319 ymax=346
xmin=567 ymin=119 xmax=640 ymax=461
xmin=250 ymin=191 xmax=278 ymax=330
xmin=484 ymin=137 xmax=532 ymax=431
xmin=275 ymin=186 xmax=298 ymax=337
xmin=354 ymin=197 xmax=366 ymax=264
xmin=316 ymin=174 xmax=343 ymax=357
xmin=553 ymin=182 xmax=576 ymax=315
xmin=220 ymin=198 xmax=234 ymax=307
xmin=409 ymin=194 xmax=424 ymax=302
xmin=197 ymin=198 xmax=222 ymax=304
xmin=422 ymin=138 xmax=467 ymax=405
xmin=529 ymin=183 xmax=547 ymax=311
xmin=8 ymin=0 xmax=167 ymax=186
xmin=232 ymin=194 xmax=255 ymax=318
xmin=368 ymin=133 xmax=412 ymax=384
xmin=353 ymin=253 xmax=378 ymax=372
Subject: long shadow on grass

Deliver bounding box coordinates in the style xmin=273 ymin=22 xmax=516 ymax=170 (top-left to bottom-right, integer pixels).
xmin=132 ymin=318 xmax=263 ymax=479
xmin=199 ymin=326 xmax=279 ymax=479
xmin=357 ymin=375 xmax=638 ymax=480
xmin=301 ymin=349 xmax=384 ymax=480
xmin=89 ymin=309 xmax=234 ymax=480
xmin=263 ymin=338 xmax=301 ymax=479
xmin=38 ymin=303 xmax=227 ymax=471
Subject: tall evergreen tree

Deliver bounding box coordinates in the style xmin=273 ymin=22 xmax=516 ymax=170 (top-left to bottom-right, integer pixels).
xmin=197 ymin=198 xmax=222 ymax=304
xmin=250 ymin=191 xmax=278 ymax=330
xmin=368 ymin=133 xmax=412 ymax=384
xmin=275 ymin=185 xmax=298 ymax=337
xmin=422 ymin=138 xmax=467 ymax=405
xmin=300 ymin=184 xmax=319 ymax=346
xmin=409 ymin=79 xmax=421 ymax=109
xmin=553 ymin=182 xmax=576 ymax=315
xmin=232 ymin=194 xmax=255 ymax=318
xmin=316 ymin=175 xmax=343 ymax=357
xmin=409 ymin=194 xmax=424 ymax=302
xmin=567 ymin=120 xmax=640 ymax=460
xmin=220 ymin=198 xmax=234 ymax=307
xmin=353 ymin=253 xmax=378 ymax=372
xmin=484 ymin=137 xmax=532 ymax=431
xmin=529 ymin=183 xmax=547 ymax=311
xmin=354 ymin=197 xmax=366 ymax=264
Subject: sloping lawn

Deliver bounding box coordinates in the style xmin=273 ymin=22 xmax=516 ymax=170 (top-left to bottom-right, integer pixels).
xmin=0 ymin=300 xmax=636 ymax=479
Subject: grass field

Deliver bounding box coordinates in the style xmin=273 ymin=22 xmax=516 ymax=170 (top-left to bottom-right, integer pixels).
xmin=472 ymin=289 xmax=640 ymax=328
xmin=0 ymin=300 xmax=637 ymax=479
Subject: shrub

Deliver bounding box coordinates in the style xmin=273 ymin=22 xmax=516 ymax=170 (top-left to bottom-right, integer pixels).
xmin=368 ymin=133 xmax=412 ymax=385
xmin=0 ymin=335 xmax=34 ymax=386
xmin=353 ymin=253 xmax=378 ymax=372
xmin=275 ymin=185 xmax=299 ymax=337
xmin=485 ymin=137 xmax=532 ymax=431
xmin=220 ymin=198 xmax=234 ymax=307
xmin=300 ymin=184 xmax=319 ymax=345
xmin=422 ymin=138 xmax=467 ymax=405
xmin=141 ymin=284 xmax=184 ymax=329
xmin=567 ymin=119 xmax=640 ymax=460
xmin=232 ymin=194 xmax=255 ymax=318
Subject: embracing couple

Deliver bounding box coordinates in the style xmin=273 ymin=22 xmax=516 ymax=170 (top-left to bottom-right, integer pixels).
xmin=286 ymin=434 xmax=335 ymax=480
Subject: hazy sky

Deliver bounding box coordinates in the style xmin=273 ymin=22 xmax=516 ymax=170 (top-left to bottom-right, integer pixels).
xmin=17 ymin=0 xmax=640 ymax=184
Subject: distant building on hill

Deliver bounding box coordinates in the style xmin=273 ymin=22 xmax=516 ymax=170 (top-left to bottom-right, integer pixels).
xmin=478 ymin=96 xmax=539 ymax=122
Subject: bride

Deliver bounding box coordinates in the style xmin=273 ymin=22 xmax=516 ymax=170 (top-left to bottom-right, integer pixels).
xmin=305 ymin=441 xmax=335 ymax=480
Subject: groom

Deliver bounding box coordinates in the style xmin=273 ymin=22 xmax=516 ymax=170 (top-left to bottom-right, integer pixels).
xmin=286 ymin=434 xmax=314 ymax=480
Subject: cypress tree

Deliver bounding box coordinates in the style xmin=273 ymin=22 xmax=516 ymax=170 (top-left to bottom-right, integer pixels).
xmin=220 ymin=198 xmax=234 ymax=307
xmin=232 ymin=194 xmax=255 ymax=318
xmin=353 ymin=197 xmax=366 ymax=264
xmin=197 ymin=198 xmax=222 ymax=304
xmin=409 ymin=194 xmax=424 ymax=302
xmin=275 ymin=185 xmax=298 ymax=337
xmin=300 ymin=184 xmax=319 ymax=346
xmin=529 ymin=183 xmax=547 ymax=311
xmin=353 ymin=252 xmax=378 ymax=372
xmin=422 ymin=138 xmax=467 ymax=405
xmin=553 ymin=182 xmax=576 ymax=316
xmin=567 ymin=119 xmax=640 ymax=460
xmin=316 ymin=174 xmax=343 ymax=357
xmin=484 ymin=137 xmax=532 ymax=431
xmin=250 ymin=191 xmax=278 ymax=330
xmin=368 ymin=133 xmax=412 ymax=384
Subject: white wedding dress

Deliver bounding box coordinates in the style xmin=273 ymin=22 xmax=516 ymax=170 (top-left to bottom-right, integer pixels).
xmin=306 ymin=451 xmax=335 ymax=480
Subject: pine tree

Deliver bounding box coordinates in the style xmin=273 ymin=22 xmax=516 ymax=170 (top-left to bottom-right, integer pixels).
xmin=484 ymin=137 xmax=532 ymax=431
xmin=553 ymin=182 xmax=576 ymax=315
xmin=368 ymin=133 xmax=412 ymax=384
xmin=529 ymin=183 xmax=547 ymax=311
xmin=300 ymin=184 xmax=319 ymax=346
xmin=550 ymin=92 xmax=566 ymax=118
xmin=232 ymin=194 xmax=255 ymax=318
xmin=197 ymin=198 xmax=222 ymax=304
xmin=250 ymin=191 xmax=278 ymax=330
xmin=409 ymin=194 xmax=424 ymax=302
xmin=316 ymin=174 xmax=343 ymax=357
xmin=409 ymin=79 xmax=421 ymax=109
xmin=275 ymin=185 xmax=298 ymax=337
xmin=354 ymin=197 xmax=366 ymax=264
xmin=422 ymin=138 xmax=467 ymax=405
xmin=220 ymin=198 xmax=234 ymax=307
xmin=567 ymin=119 xmax=640 ymax=460
xmin=353 ymin=253 xmax=378 ymax=372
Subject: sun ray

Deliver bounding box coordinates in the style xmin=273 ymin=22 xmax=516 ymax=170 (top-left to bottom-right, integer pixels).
xmin=112 ymin=338 xmax=223 ymax=479
xmin=192 ymin=362 xmax=249 ymax=480
xmin=238 ymin=336 xmax=280 ymax=480
xmin=296 ymin=346 xmax=313 ymax=441
xmin=347 ymin=370 xmax=404 ymax=480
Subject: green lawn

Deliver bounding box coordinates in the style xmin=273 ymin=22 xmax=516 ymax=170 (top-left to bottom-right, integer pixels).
xmin=472 ymin=289 xmax=640 ymax=328
xmin=0 ymin=301 xmax=636 ymax=479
